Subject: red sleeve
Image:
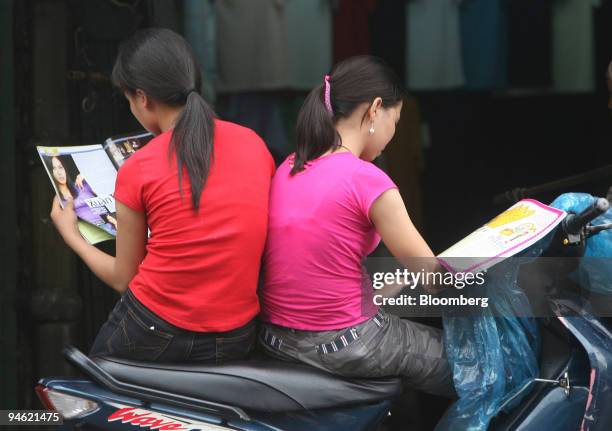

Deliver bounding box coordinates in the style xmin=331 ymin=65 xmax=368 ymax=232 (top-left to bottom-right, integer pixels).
xmin=114 ymin=157 xmax=145 ymax=212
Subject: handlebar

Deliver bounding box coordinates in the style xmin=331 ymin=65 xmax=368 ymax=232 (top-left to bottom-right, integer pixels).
xmin=562 ymin=198 xmax=610 ymax=236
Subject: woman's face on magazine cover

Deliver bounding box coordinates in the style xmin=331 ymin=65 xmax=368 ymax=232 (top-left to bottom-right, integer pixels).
xmin=51 ymin=157 xmax=67 ymax=185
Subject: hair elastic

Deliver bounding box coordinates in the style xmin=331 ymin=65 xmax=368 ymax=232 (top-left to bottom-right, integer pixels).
xmin=323 ymin=75 xmax=333 ymax=115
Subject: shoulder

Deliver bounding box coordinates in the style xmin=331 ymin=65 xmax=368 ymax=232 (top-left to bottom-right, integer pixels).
xmin=118 ymin=130 xmax=170 ymax=170
xmin=215 ymin=119 xmax=275 ymax=172
xmin=275 ymin=154 xmax=294 ymax=175
xmin=214 ymin=119 xmax=264 ymax=144
xmin=116 ymin=130 xmax=170 ymax=173
xmin=133 ymin=130 xmax=171 ymax=158
xmin=348 ymin=159 xmax=397 ymax=202
xmin=321 ymin=153 xmax=388 ymax=180
xmin=351 ymin=158 xmax=393 ymax=182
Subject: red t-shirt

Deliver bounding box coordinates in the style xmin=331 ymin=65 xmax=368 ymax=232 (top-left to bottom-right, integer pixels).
xmin=114 ymin=119 xmax=275 ymax=332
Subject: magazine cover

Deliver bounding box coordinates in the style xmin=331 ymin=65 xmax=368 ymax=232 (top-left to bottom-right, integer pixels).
xmin=438 ymin=199 xmax=567 ymax=273
xmin=37 ymin=131 xmax=152 ymax=244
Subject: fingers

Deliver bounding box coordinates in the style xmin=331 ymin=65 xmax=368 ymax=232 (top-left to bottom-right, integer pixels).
xmin=51 ymin=196 xmax=61 ymax=217
xmin=51 ymin=197 xmax=63 ymax=221
xmin=50 ymin=196 xmax=74 ymax=218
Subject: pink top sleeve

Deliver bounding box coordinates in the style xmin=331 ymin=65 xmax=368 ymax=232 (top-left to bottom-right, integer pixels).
xmin=114 ymin=156 xmax=145 ymax=212
xmin=350 ymin=162 xmax=398 ymax=224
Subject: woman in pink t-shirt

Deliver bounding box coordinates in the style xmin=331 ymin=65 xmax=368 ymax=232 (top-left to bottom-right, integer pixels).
xmin=259 ymin=56 xmax=456 ymax=398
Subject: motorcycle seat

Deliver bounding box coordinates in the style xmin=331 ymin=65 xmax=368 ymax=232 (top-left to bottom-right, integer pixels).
xmin=93 ymin=356 xmax=402 ymax=412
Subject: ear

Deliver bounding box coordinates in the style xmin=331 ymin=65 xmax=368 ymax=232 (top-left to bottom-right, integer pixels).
xmin=135 ymin=89 xmax=154 ymax=111
xmin=368 ymin=97 xmax=384 ymax=120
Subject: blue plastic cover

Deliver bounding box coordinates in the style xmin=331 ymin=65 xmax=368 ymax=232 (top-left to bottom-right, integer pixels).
xmin=551 ymin=193 xmax=612 ymax=294
xmin=436 ymin=245 xmax=545 ymax=430
xmin=437 ymin=192 xmax=612 ymax=430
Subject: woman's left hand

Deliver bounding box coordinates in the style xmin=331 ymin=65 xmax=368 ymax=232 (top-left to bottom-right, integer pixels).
xmin=50 ymin=196 xmax=82 ymax=246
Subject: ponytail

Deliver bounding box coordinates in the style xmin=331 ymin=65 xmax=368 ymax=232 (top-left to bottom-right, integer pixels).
xmin=292 ymin=56 xmax=404 ymax=175
xmin=292 ymin=85 xmax=338 ymax=174
xmin=171 ymin=91 xmax=215 ymax=209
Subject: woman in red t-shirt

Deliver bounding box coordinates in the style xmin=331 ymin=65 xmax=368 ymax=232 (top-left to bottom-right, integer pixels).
xmin=51 ymin=28 xmax=275 ymax=363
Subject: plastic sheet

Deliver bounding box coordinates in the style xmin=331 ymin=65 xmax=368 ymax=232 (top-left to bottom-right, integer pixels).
xmin=437 ymin=193 xmax=612 ymax=430
xmin=551 ymin=193 xmax=612 ymax=294
xmin=436 ymin=233 xmax=550 ymax=431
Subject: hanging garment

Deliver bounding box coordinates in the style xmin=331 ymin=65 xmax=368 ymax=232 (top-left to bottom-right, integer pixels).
xmin=215 ymin=0 xmax=289 ymax=92
xmin=459 ymin=0 xmax=507 ymax=90
xmin=285 ymin=0 xmax=333 ymax=90
xmin=552 ymin=0 xmax=602 ymax=93
xmin=406 ymin=0 xmax=464 ymax=90
xmin=183 ymin=0 xmax=216 ymax=102
xmin=147 ymin=0 xmax=182 ymax=32
xmin=370 ymin=0 xmax=407 ymax=81
xmin=217 ymin=93 xmax=289 ymax=164
xmin=332 ymin=0 xmax=378 ymax=62
xmin=507 ymin=0 xmax=552 ymax=88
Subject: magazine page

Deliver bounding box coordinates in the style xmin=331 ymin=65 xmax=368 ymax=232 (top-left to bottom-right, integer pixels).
xmin=78 ymin=220 xmax=114 ymax=244
xmin=438 ymin=199 xmax=567 ymax=273
xmin=37 ymin=145 xmax=119 ymax=242
xmin=103 ymin=131 xmax=153 ymax=170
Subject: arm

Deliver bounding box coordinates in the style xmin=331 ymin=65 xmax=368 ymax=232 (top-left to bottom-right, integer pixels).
xmin=50 ymin=197 xmax=147 ymax=293
xmin=370 ymin=188 xmax=444 ymax=294
xmin=376 ymin=278 xmax=409 ymax=299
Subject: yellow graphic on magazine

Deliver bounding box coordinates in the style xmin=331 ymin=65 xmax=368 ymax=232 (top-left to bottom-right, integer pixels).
xmin=486 ymin=204 xmax=536 ymax=228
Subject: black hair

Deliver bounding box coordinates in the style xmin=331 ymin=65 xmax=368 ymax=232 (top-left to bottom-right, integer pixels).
xmin=47 ymin=155 xmax=79 ymax=200
xmin=292 ymin=56 xmax=404 ymax=175
xmin=111 ymin=28 xmax=215 ymax=210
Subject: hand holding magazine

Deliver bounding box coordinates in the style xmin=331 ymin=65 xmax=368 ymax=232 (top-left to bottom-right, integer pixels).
xmin=438 ymin=199 xmax=567 ymax=273
xmin=38 ymin=132 xmax=153 ymax=244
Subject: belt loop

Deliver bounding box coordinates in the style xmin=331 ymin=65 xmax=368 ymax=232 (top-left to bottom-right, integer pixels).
xmin=318 ymin=327 xmax=360 ymax=354
xmin=263 ymin=327 xmax=283 ymax=350
xmin=372 ymin=311 xmax=384 ymax=328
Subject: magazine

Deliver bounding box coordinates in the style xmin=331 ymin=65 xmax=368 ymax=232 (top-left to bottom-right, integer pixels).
xmin=438 ymin=199 xmax=567 ymax=273
xmin=38 ymin=131 xmax=153 ymax=244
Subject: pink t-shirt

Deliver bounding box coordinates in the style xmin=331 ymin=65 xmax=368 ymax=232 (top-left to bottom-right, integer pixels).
xmin=261 ymin=152 xmax=397 ymax=330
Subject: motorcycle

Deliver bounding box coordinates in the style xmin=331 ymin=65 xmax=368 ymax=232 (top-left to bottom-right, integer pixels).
xmin=35 ymin=196 xmax=612 ymax=431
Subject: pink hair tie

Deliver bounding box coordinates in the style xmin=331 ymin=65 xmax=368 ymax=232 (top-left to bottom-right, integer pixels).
xmin=323 ymin=75 xmax=333 ymax=115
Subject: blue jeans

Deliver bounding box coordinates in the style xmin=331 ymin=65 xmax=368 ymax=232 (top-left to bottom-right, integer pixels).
xmin=90 ymin=289 xmax=256 ymax=363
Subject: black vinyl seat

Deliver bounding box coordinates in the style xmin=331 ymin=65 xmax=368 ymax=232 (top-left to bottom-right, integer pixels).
xmin=94 ymin=356 xmax=402 ymax=413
